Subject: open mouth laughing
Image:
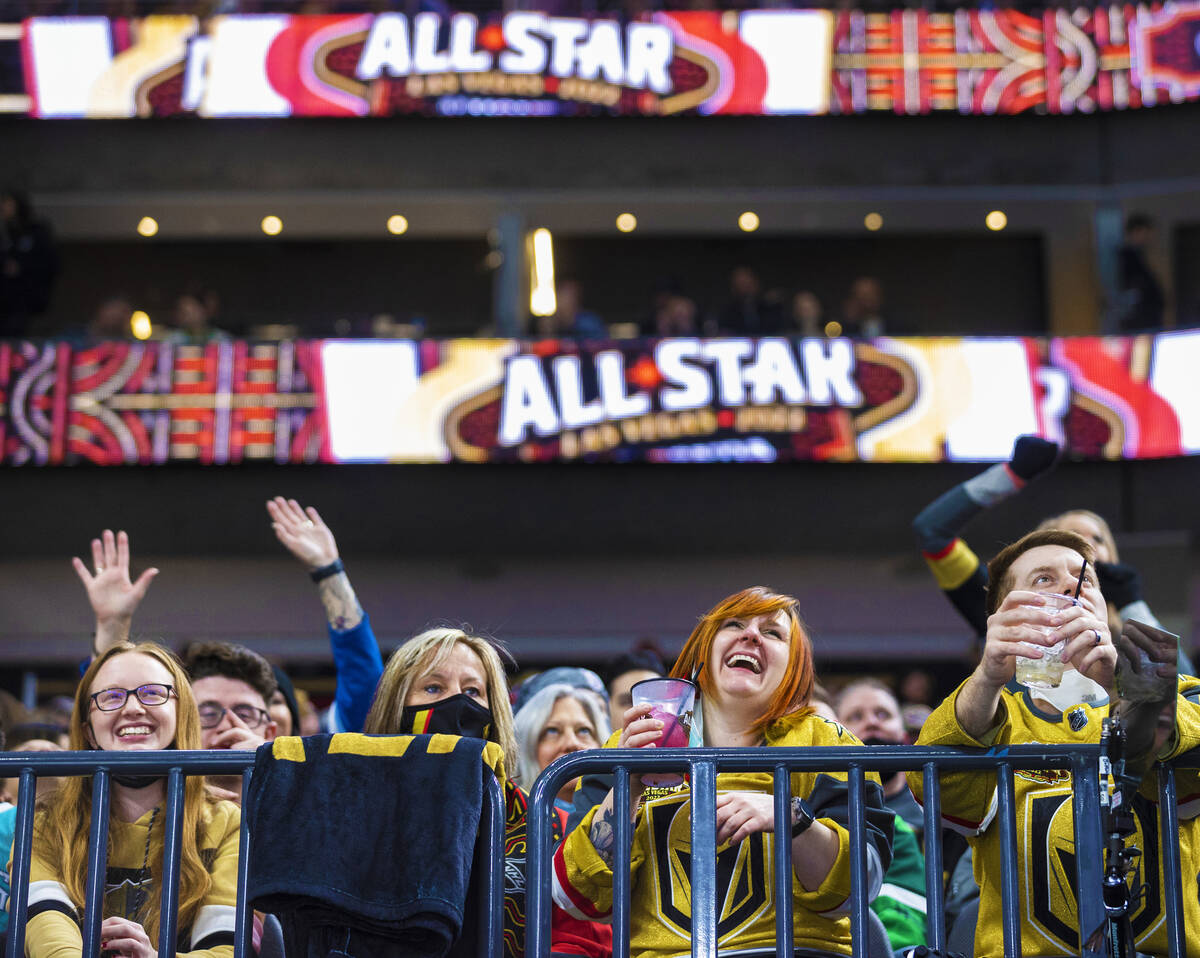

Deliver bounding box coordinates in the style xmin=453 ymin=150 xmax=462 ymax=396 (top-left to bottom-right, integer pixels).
xmin=725 ymin=652 xmax=763 ymax=674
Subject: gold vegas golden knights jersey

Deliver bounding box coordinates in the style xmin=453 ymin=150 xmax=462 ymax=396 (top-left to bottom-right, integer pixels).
xmin=909 ymin=677 xmax=1200 ymax=958
xmin=552 ymin=712 xmax=895 ymax=958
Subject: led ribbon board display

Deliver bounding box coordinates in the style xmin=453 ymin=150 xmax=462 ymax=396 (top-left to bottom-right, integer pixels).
xmin=6 ymin=5 xmax=1200 ymax=117
xmin=2 ymin=333 xmax=1198 ymax=465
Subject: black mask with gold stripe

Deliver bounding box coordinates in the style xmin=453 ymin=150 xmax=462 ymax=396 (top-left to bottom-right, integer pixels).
xmin=399 ymin=693 xmax=493 ymax=741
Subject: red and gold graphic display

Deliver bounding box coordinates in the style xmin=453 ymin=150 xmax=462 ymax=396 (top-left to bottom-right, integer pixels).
xmin=0 ymin=341 xmax=326 ymax=466
xmin=5 ymin=5 xmax=1200 ymax=117
xmin=2 ymin=333 xmax=1197 ymax=466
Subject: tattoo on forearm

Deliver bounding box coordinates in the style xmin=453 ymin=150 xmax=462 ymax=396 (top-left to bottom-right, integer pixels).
xmin=590 ymin=806 xmax=617 ymax=868
xmin=317 ymin=573 xmax=364 ymax=631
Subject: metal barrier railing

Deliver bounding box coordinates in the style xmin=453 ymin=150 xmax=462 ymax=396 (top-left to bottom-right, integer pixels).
xmin=525 ymin=744 xmax=1198 ymax=958
xmin=3 ymin=744 xmax=1194 ymax=958
xmin=0 ymin=747 xmax=506 ymax=958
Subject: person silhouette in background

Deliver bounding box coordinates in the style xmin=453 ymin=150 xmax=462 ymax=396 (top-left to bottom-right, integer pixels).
xmin=0 ymin=189 xmax=57 ymax=337
xmin=1117 ymin=213 xmax=1166 ymax=331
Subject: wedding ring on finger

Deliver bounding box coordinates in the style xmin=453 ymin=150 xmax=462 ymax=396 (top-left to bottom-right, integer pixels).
xmin=1093 ymin=629 xmax=1102 ymax=646
xmin=303 ymin=520 xmax=315 ymax=528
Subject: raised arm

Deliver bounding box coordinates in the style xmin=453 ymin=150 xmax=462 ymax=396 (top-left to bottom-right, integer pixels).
xmin=268 ymin=497 xmax=361 ymax=630
xmin=955 ymin=587 xmax=1116 ymax=737
xmin=267 ymin=497 xmax=383 ymax=732
xmin=912 ymin=435 xmax=1059 ymax=636
xmin=71 ymin=529 xmax=158 ymax=659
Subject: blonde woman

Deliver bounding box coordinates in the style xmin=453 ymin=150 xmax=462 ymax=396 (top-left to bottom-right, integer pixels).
xmin=363 ymin=628 xmax=546 ymax=958
xmin=22 ymin=642 xmax=240 ymax=958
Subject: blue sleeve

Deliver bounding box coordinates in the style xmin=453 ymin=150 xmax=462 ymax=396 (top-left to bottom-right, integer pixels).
xmin=324 ymin=613 xmax=384 ymax=734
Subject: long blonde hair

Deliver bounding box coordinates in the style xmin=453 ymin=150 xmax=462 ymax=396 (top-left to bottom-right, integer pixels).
xmin=34 ymin=643 xmax=215 ymax=943
xmin=363 ymin=628 xmax=519 ymax=775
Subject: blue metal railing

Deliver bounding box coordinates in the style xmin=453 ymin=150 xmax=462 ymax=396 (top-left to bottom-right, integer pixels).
xmin=0 ymin=748 xmax=505 ymax=958
xmin=525 ymin=744 xmax=1198 ymax=958
xmin=3 ymin=744 xmax=1195 ymax=958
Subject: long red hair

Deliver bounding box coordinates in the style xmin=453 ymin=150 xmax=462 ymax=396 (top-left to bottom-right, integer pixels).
xmin=670 ymin=586 xmax=814 ymax=737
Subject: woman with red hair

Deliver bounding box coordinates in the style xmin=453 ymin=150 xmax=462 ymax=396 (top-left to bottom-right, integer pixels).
xmin=552 ymin=587 xmax=894 ymax=958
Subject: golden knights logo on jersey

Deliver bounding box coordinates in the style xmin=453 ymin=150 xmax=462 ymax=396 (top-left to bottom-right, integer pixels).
xmin=645 ymin=796 xmax=772 ymax=943
xmin=1026 ymin=787 xmax=1161 ymax=952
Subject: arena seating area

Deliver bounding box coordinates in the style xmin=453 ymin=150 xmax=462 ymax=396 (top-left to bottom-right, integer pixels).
xmin=3 ymin=0 xmax=1200 ymax=956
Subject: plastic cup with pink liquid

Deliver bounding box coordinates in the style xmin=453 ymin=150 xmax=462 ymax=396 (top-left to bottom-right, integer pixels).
xmin=630 ymin=677 xmax=697 ymax=787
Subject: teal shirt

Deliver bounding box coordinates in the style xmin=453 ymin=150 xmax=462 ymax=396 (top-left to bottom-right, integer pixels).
xmin=0 ymin=803 xmax=16 ymax=933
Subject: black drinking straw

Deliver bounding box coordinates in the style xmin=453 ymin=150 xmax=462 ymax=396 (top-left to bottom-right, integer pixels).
xmin=1073 ymin=557 xmax=1088 ymax=599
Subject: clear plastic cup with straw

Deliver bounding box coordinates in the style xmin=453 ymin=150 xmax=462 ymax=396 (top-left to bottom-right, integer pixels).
xmin=1014 ymin=593 xmax=1079 ymax=690
xmin=630 ymin=677 xmax=697 ymax=787
xmin=1015 ymin=559 xmax=1090 ymax=691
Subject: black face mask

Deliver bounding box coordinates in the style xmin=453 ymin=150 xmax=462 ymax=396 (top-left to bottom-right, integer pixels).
xmin=112 ymin=772 xmax=163 ymax=789
xmin=86 ymin=729 xmax=175 ymax=789
xmin=399 ymin=693 xmax=493 ymax=741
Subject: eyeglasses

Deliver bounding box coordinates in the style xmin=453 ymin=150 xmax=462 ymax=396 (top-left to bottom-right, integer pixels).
xmin=90 ymin=684 xmax=175 ymax=712
xmin=197 ymin=703 xmax=272 ymax=730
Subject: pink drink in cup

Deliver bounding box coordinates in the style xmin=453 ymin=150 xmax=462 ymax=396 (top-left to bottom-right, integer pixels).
xmin=630 ymin=677 xmax=697 ymax=787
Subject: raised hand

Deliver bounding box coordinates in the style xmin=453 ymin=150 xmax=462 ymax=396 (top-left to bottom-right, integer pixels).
xmin=1056 ymin=601 xmax=1117 ymax=693
xmin=268 ymin=496 xmax=362 ymax=631
xmin=72 ymin=530 xmax=158 ymax=656
xmin=978 ymin=590 xmax=1062 ymax=688
xmin=267 ymin=497 xmax=339 ymax=571
xmin=1008 ymin=434 xmax=1059 ymax=482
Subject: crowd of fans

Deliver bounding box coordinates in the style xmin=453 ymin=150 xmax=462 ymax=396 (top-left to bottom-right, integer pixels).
xmin=0 ymin=186 xmax=1184 ymax=342
xmin=1 ymin=435 xmax=1197 ymax=958
xmin=528 ymin=270 xmax=888 ymax=342
xmin=50 ymin=268 xmax=885 ymax=343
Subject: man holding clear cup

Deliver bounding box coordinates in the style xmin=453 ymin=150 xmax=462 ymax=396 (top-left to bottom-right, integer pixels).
xmin=908 ymin=529 xmax=1200 ymax=957
xmin=977 ymin=532 xmax=1115 ymax=705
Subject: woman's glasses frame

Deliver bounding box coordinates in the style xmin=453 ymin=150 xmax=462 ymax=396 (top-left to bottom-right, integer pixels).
xmin=89 ymin=683 xmax=176 ymax=711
